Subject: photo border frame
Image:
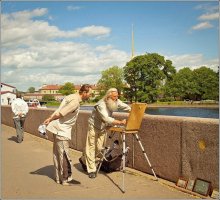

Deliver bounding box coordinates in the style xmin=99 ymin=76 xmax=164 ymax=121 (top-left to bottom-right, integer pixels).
xmin=192 ymin=178 xmax=211 ymax=196
xmin=186 ymin=179 xmax=195 ymax=191
xmin=176 ymin=177 xmax=188 ymax=189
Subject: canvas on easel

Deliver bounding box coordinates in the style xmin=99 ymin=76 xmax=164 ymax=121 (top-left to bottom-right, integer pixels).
xmin=125 ymin=102 xmax=147 ymax=131
xmin=109 ymin=102 xmax=147 ymax=132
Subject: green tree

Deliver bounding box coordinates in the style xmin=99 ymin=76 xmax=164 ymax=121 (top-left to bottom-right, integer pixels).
xmin=42 ymin=94 xmax=55 ymax=101
xmin=193 ymin=66 xmax=219 ymax=100
xmin=59 ymin=82 xmax=75 ymax=96
xmin=97 ymin=66 xmax=124 ymax=95
xmin=164 ymin=67 xmax=197 ymax=100
xmin=28 ymin=87 xmax=35 ymax=93
xmin=123 ymin=53 xmax=176 ymax=103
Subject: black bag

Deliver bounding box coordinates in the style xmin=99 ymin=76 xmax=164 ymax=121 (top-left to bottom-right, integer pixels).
xmin=100 ymin=140 xmax=129 ymax=173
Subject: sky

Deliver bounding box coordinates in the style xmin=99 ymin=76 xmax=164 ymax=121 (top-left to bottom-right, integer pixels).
xmin=1 ymin=1 xmax=219 ymax=92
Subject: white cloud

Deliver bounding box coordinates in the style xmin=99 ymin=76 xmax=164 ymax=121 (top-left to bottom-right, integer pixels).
xmin=67 ymin=6 xmax=81 ymax=11
xmin=165 ymin=54 xmax=218 ymax=72
xmin=9 ymin=8 xmax=48 ymax=20
xmin=1 ymin=9 xmax=111 ymax=48
xmin=195 ymin=4 xmax=218 ymax=12
xmin=191 ymin=21 xmax=213 ymax=30
xmin=67 ymin=25 xmax=111 ymax=38
xmin=95 ymin=44 xmax=114 ymax=52
xmin=1 ymin=8 xmax=128 ymax=91
xmin=198 ymin=12 xmax=219 ymax=21
xmin=190 ymin=4 xmax=218 ymax=32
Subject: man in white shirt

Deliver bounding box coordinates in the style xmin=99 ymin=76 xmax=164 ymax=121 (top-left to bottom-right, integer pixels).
xmin=79 ymin=88 xmax=131 ymax=178
xmin=11 ymin=94 xmax=29 ymax=143
xmin=43 ymin=84 xmax=92 ymax=186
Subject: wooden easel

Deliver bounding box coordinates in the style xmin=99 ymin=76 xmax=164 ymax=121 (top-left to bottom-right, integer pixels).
xmin=97 ymin=103 xmax=158 ymax=193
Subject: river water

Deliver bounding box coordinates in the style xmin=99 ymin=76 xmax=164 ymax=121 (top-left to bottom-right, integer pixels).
xmin=80 ymin=106 xmax=219 ymax=119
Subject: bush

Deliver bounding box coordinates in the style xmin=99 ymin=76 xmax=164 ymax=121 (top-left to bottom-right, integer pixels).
xmin=158 ymin=97 xmax=174 ymax=102
xmin=42 ymin=94 xmax=55 ymax=101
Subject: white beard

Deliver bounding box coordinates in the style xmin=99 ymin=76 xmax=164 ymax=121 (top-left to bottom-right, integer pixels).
xmin=106 ymin=99 xmax=118 ymax=112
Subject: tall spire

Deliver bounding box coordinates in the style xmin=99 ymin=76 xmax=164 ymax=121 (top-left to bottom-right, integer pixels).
xmin=131 ymin=24 xmax=135 ymax=59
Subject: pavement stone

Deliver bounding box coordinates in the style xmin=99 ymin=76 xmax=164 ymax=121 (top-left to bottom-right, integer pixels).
xmin=1 ymin=124 xmax=208 ymax=199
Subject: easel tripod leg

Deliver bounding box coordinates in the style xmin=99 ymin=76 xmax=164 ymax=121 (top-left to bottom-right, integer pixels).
xmin=96 ymin=131 xmax=108 ymax=176
xmin=122 ymin=132 xmax=126 ymax=193
xmin=133 ymin=133 xmax=158 ymax=181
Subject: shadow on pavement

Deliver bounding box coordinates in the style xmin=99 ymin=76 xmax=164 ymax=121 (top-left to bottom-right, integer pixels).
xmin=74 ymin=163 xmax=87 ymax=173
xmin=75 ymin=162 xmax=123 ymax=193
xmin=8 ymin=136 xmax=18 ymax=143
xmin=68 ymin=179 xmax=81 ymax=184
xmin=102 ymin=171 xmax=124 ymax=193
xmin=30 ymin=165 xmax=54 ymax=181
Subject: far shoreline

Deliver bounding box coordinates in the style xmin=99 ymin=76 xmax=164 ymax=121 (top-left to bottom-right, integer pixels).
xmin=81 ymin=103 xmax=219 ymax=109
xmin=147 ymin=104 xmax=219 ymax=108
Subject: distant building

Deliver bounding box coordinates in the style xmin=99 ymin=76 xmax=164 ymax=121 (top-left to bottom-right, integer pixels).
xmin=39 ymin=84 xmax=61 ymax=94
xmin=24 ymin=84 xmax=64 ymax=101
xmin=1 ymin=83 xmax=17 ymax=105
xmin=23 ymin=83 xmax=100 ymax=101
xmin=23 ymin=93 xmax=64 ymax=101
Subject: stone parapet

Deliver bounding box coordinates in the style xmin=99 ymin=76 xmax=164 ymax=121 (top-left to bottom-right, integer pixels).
xmin=1 ymin=105 xmax=218 ymax=188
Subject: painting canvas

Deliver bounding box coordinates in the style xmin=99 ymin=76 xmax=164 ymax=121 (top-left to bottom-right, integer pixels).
xmin=192 ymin=178 xmax=211 ymax=196
xmin=186 ymin=179 xmax=195 ymax=191
xmin=176 ymin=177 xmax=188 ymax=188
xmin=109 ymin=103 xmax=147 ymax=132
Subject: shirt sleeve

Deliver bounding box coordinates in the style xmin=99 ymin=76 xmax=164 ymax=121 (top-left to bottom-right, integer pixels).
xmin=22 ymin=101 xmax=29 ymax=115
xmin=117 ymin=99 xmax=131 ymax=112
xmin=11 ymin=100 xmax=17 ymax=115
xmin=59 ymin=95 xmax=79 ymax=117
xmin=95 ymin=102 xmax=115 ymax=124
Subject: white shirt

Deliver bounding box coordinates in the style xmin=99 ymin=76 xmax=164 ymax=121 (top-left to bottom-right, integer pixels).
xmin=46 ymin=93 xmax=82 ymax=140
xmin=11 ymin=98 xmax=29 ymax=118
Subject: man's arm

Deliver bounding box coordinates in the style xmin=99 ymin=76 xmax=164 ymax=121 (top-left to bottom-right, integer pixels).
xmin=117 ymin=99 xmax=131 ymax=112
xmin=43 ymin=112 xmax=62 ymax=125
xmin=96 ymin=102 xmax=126 ymax=126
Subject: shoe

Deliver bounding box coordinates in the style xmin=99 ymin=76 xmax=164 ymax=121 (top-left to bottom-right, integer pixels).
xmin=62 ymin=180 xmax=71 ymax=186
xmin=55 ymin=180 xmax=61 ymax=184
xmin=79 ymin=158 xmax=87 ymax=172
xmin=67 ymin=176 xmax=73 ymax=182
xmin=88 ymin=172 xmax=96 ymax=179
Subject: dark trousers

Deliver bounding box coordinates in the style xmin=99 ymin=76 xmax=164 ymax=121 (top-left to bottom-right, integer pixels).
xmin=13 ymin=117 xmax=25 ymax=143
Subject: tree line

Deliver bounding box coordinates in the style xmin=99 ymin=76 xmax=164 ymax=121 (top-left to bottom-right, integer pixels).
xmin=27 ymin=53 xmax=219 ymax=103
xmin=97 ymin=53 xmax=219 ymax=103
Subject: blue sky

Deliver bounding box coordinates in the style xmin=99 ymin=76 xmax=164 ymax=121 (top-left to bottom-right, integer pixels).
xmin=1 ymin=1 xmax=219 ymax=91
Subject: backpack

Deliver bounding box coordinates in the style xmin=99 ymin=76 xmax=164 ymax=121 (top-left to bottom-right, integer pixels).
xmin=100 ymin=140 xmax=129 ymax=173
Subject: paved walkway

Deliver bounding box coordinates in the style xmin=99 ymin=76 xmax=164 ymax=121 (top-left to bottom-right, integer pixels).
xmin=1 ymin=124 xmax=206 ymax=199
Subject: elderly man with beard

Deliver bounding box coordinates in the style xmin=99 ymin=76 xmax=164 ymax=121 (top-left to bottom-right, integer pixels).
xmin=79 ymin=88 xmax=131 ymax=178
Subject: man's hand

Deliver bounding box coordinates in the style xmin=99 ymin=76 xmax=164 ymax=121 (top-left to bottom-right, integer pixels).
xmin=43 ymin=118 xmax=51 ymax=125
xmin=120 ymin=119 xmax=126 ymax=125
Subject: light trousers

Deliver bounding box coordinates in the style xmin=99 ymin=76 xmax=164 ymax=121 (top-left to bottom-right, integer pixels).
xmin=85 ymin=124 xmax=107 ymax=173
xmin=53 ymin=135 xmax=73 ymax=182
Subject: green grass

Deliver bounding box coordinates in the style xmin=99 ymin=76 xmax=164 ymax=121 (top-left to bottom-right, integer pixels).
xmin=46 ymin=101 xmax=61 ymax=107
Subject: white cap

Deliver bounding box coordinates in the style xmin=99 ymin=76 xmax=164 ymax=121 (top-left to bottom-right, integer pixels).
xmin=38 ymin=124 xmax=46 ymax=135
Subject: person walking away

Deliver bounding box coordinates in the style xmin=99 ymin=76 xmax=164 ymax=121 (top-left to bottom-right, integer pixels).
xmin=43 ymin=84 xmax=92 ymax=186
xmin=11 ymin=94 xmax=29 ymax=143
xmin=79 ymin=88 xmax=131 ymax=178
